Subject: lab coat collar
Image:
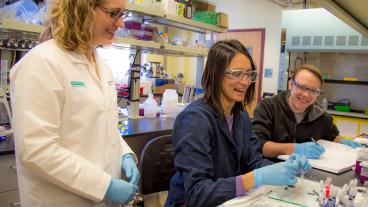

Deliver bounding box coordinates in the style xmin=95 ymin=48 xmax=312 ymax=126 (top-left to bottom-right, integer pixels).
xmin=68 ymin=50 xmax=90 ymax=65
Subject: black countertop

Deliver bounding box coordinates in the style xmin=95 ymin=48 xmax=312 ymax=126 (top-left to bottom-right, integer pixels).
xmin=122 ymin=117 xmax=175 ymax=138
xmin=0 ymin=117 xmax=176 ymax=156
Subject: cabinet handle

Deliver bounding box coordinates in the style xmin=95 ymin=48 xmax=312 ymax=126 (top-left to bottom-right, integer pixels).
xmin=11 ymin=202 xmax=21 ymax=207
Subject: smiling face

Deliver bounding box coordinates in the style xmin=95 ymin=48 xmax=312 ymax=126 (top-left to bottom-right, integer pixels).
xmin=288 ymin=69 xmax=322 ymax=113
xmin=220 ymin=53 xmax=253 ymax=112
xmin=92 ymin=0 xmax=125 ymax=46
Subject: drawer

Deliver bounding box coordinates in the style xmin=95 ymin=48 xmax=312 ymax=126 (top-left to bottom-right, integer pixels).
xmin=0 ymin=155 xmax=18 ymax=193
xmin=0 ymin=190 xmax=21 ymax=207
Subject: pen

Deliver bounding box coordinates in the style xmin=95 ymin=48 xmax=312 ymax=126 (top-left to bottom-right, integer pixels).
xmin=311 ymin=137 xmax=320 ymax=146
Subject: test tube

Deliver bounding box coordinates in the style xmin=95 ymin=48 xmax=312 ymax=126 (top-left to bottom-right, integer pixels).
xmin=318 ymin=195 xmax=325 ymax=206
xmin=320 ymin=180 xmax=325 ymax=192
xmin=336 ymin=189 xmax=344 ymax=204
xmin=342 ymin=184 xmax=349 ymax=194
xmin=346 ymin=197 xmax=354 ymax=207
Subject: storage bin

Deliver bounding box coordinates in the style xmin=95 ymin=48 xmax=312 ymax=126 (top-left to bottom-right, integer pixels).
xmin=124 ymin=18 xmax=153 ymax=40
xmin=125 ymin=18 xmax=142 ymax=39
xmin=142 ymin=24 xmax=153 ymax=40
xmin=194 ymin=1 xmax=216 ymax=12
xmin=335 ymin=105 xmax=350 ymax=112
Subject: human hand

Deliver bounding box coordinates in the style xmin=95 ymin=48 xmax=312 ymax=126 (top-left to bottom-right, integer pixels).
xmin=339 ymin=139 xmax=362 ymax=148
xmin=105 ymin=179 xmax=138 ymax=204
xmin=121 ymin=154 xmax=140 ymax=185
xmin=253 ymin=161 xmax=299 ymax=187
xmin=287 ymin=153 xmax=312 ymax=173
xmin=294 ymin=142 xmax=325 ymax=159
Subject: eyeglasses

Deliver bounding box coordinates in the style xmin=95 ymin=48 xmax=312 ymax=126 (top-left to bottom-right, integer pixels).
xmin=225 ymin=69 xmax=257 ymax=82
xmin=96 ymin=5 xmax=127 ymax=20
xmin=292 ymin=79 xmax=321 ymax=96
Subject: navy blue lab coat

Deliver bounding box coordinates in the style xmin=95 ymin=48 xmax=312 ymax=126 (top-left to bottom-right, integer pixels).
xmin=165 ymin=99 xmax=272 ymax=207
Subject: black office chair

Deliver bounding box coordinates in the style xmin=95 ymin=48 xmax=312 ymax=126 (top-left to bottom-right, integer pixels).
xmin=139 ymin=134 xmax=175 ymax=195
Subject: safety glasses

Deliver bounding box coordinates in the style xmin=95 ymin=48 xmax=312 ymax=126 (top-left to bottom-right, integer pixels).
xmin=96 ymin=4 xmax=127 ymax=20
xmin=225 ymin=68 xmax=257 ymax=82
xmin=292 ymin=79 xmax=321 ymax=96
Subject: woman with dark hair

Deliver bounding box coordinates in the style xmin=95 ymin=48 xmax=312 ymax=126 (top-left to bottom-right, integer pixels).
xmin=165 ymin=39 xmax=311 ymax=207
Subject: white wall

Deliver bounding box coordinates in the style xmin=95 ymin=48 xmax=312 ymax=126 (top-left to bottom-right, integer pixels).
xmin=282 ymin=8 xmax=359 ymax=37
xmin=212 ymin=0 xmax=284 ymax=94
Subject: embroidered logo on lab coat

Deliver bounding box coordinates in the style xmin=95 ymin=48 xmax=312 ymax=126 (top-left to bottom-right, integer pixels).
xmin=70 ymin=81 xmax=86 ymax=87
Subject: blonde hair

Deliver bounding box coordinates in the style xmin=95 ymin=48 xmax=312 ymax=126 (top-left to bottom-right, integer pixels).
xmin=40 ymin=0 xmax=104 ymax=53
xmin=292 ymin=64 xmax=324 ymax=85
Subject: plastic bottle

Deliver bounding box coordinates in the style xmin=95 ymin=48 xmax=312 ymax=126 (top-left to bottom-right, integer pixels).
xmin=144 ymin=93 xmax=158 ymax=118
xmin=322 ymin=98 xmax=328 ymax=110
xmin=162 ymin=89 xmax=178 ymax=116
xmin=356 ymin=148 xmax=368 ymax=175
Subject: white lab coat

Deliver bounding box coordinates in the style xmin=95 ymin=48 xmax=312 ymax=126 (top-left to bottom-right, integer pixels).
xmin=10 ymin=39 xmax=135 ymax=207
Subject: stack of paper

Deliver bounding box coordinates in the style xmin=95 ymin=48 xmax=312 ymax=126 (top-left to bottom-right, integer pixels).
xmin=278 ymin=140 xmax=358 ymax=174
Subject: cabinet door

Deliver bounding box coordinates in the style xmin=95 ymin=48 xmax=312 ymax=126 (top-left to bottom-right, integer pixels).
xmin=0 ymin=190 xmax=21 ymax=207
xmin=359 ymin=121 xmax=368 ymax=135
xmin=0 ymin=155 xmax=18 ymax=193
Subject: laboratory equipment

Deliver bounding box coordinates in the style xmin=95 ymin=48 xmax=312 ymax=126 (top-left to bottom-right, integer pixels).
xmin=143 ymin=93 xmax=158 ymax=118
xmin=355 ymin=148 xmax=368 ymax=185
xmin=360 ymin=161 xmax=368 ymax=184
xmin=355 ymin=148 xmax=368 ymax=175
xmin=161 ymin=89 xmax=178 ymax=116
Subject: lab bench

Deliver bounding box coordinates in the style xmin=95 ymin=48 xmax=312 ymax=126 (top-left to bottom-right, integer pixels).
xmin=121 ymin=116 xmax=174 ymax=159
xmin=0 ymin=117 xmax=361 ymax=206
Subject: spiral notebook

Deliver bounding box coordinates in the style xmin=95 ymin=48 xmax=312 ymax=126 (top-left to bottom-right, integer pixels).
xmin=278 ymin=140 xmax=358 ymax=174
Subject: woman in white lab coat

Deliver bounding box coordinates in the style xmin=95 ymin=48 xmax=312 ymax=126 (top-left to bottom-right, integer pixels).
xmin=10 ymin=0 xmax=139 ymax=206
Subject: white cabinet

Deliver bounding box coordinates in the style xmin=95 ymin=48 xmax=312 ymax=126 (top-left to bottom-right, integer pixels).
xmin=0 ymin=190 xmax=21 ymax=207
xmin=0 ymin=154 xmax=20 ymax=206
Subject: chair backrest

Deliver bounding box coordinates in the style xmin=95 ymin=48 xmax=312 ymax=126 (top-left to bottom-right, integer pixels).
xmin=139 ymin=134 xmax=175 ymax=195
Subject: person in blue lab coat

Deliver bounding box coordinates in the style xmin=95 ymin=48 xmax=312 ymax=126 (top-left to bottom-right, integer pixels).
xmin=164 ymin=39 xmax=311 ymax=207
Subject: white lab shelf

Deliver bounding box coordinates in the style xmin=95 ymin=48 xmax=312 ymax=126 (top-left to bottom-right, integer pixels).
xmin=114 ymin=37 xmax=161 ymax=50
xmin=162 ymin=14 xmax=225 ymax=33
xmin=126 ymin=2 xmax=165 ymax=17
xmin=162 ymin=43 xmax=208 ymax=57
xmin=126 ymin=3 xmax=225 ymax=33
xmin=0 ymin=19 xmax=44 ymax=33
xmin=113 ymin=39 xmax=208 ymax=57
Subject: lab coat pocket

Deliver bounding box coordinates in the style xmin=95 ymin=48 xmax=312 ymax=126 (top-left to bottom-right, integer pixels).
xmin=107 ymin=80 xmax=118 ymax=112
xmin=63 ymin=78 xmax=106 ymax=129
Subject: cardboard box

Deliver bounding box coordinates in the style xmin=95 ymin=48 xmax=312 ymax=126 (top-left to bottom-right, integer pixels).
xmin=153 ymin=84 xmax=177 ymax=94
xmin=194 ymin=1 xmax=216 ymax=12
xmin=217 ymin=12 xmax=228 ymax=28
xmin=164 ymin=0 xmax=179 ymax=15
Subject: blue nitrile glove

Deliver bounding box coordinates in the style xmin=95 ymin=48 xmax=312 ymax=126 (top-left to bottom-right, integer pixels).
xmin=253 ymin=161 xmax=299 ymax=187
xmin=294 ymin=142 xmax=325 ymax=159
xmin=121 ymin=154 xmax=140 ymax=185
xmin=339 ymin=139 xmax=362 ymax=148
xmin=105 ymin=178 xmax=138 ymax=204
xmin=287 ymin=153 xmax=312 ymax=173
